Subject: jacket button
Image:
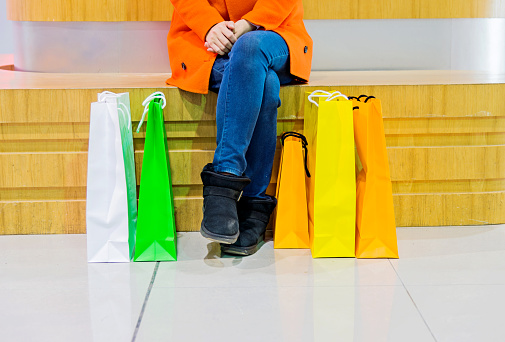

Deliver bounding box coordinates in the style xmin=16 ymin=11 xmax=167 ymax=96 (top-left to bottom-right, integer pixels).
xmin=304 ymin=46 xmax=308 ymax=53
xmin=181 ymin=62 xmax=187 ymax=70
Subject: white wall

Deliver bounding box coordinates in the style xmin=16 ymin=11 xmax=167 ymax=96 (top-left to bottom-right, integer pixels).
xmin=14 ymin=19 xmax=505 ymax=73
xmin=0 ymin=0 xmax=14 ymax=54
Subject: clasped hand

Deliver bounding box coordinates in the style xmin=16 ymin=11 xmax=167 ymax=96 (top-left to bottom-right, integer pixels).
xmin=205 ymin=19 xmax=254 ymax=55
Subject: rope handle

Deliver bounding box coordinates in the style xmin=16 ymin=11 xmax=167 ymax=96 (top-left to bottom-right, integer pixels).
xmin=98 ymin=91 xmax=119 ymax=102
xmin=327 ymin=92 xmax=349 ymax=102
xmin=280 ymin=131 xmax=311 ymax=178
xmin=98 ymin=91 xmax=131 ymax=131
xmin=307 ymin=90 xmax=332 ymax=106
xmin=350 ymin=94 xmax=375 ymax=104
xmin=307 ymin=90 xmax=349 ymax=107
xmin=136 ymin=92 xmax=166 ymax=133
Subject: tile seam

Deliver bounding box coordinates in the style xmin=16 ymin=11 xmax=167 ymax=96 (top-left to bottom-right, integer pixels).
xmin=131 ymin=261 xmax=160 ymax=342
xmin=389 ymin=259 xmax=439 ymax=342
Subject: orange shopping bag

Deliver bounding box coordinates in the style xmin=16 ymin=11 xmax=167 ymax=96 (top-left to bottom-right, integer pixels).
xmin=274 ymin=132 xmax=310 ymax=249
xmin=352 ymin=95 xmax=399 ymax=258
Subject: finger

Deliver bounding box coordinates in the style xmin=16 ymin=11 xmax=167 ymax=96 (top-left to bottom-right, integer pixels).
xmin=210 ymin=43 xmax=224 ymax=55
xmin=212 ymin=38 xmax=228 ymax=53
xmin=205 ymin=42 xmax=215 ymax=53
xmin=226 ymin=21 xmax=235 ymax=31
xmin=218 ymin=34 xmax=233 ymax=50
xmin=223 ymin=29 xmax=237 ymax=44
xmin=218 ymin=42 xmax=230 ymax=53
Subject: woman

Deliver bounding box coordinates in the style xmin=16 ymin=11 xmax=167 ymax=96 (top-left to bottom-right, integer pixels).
xmin=167 ymin=0 xmax=312 ymax=255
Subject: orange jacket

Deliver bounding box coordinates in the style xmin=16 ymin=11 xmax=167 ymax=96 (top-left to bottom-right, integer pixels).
xmin=166 ymin=0 xmax=312 ymax=94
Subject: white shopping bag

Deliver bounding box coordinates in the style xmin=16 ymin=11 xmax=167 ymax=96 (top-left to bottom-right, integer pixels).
xmin=86 ymin=91 xmax=137 ymax=262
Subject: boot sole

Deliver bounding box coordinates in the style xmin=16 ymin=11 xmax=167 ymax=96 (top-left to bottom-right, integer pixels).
xmin=200 ymin=224 xmax=239 ymax=244
xmin=221 ymin=235 xmax=265 ymax=256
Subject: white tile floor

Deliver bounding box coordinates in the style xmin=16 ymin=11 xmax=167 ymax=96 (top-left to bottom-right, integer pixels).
xmin=1 ymin=226 xmax=505 ymax=342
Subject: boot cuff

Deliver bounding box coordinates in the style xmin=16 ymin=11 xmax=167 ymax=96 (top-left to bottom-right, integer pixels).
xmin=200 ymin=163 xmax=251 ymax=190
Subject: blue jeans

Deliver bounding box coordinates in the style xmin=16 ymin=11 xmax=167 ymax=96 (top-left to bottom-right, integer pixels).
xmin=209 ymin=31 xmax=293 ymax=199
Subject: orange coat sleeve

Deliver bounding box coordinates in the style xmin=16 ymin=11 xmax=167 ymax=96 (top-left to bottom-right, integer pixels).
xmin=241 ymin=0 xmax=298 ymax=31
xmin=170 ymin=0 xmax=225 ymax=41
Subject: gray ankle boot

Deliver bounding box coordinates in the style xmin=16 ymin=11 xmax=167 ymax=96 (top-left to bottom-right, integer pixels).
xmin=200 ymin=163 xmax=251 ymax=244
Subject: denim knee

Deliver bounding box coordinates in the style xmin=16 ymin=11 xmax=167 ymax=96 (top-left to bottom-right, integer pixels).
xmin=229 ymin=33 xmax=265 ymax=67
xmin=263 ymin=70 xmax=281 ymax=110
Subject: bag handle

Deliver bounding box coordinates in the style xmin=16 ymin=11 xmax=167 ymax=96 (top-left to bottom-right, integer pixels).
xmin=327 ymin=92 xmax=349 ymax=102
xmin=307 ymin=90 xmax=332 ymax=106
xmin=350 ymin=94 xmax=375 ymax=104
xmin=307 ymin=90 xmax=348 ymax=107
xmin=98 ymin=91 xmax=119 ymax=102
xmin=136 ymin=91 xmax=167 ymax=133
xmin=117 ymin=103 xmax=131 ymax=130
xmin=280 ymin=131 xmax=311 ymax=178
xmin=98 ymin=91 xmax=132 ymax=130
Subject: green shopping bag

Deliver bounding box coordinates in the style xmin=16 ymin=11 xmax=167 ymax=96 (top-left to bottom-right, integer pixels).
xmin=134 ymin=92 xmax=177 ymax=261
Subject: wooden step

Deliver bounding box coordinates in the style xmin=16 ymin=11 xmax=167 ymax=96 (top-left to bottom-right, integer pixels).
xmin=1 ymin=69 xmax=504 ymax=234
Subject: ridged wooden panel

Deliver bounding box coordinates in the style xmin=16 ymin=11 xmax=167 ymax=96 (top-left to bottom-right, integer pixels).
xmin=386 ymin=133 xmax=505 ymax=147
xmin=392 ymin=179 xmax=505 ymax=194
xmin=7 ymin=0 xmax=175 ymax=22
xmin=0 ymin=201 xmax=86 ymax=235
xmin=6 ymin=178 xmax=498 ymax=198
xmin=0 ymin=198 xmax=198 ymax=234
xmin=1 ymin=81 xmax=505 ymax=234
xmin=2 ymin=84 xmax=505 ymax=123
xmin=5 ymin=133 xmax=504 ymax=152
xmin=1 ymin=146 xmax=503 ymax=188
xmin=2 ymin=190 xmax=504 ymax=234
xmin=173 ymin=191 xmax=505 ymax=229
xmin=384 ymin=117 xmax=505 ymax=134
xmin=7 ymin=0 xmax=505 ymax=21
xmin=2 ymin=117 xmax=503 ymax=141
xmin=393 ymin=192 xmax=505 ymax=226
xmin=303 ymin=0 xmax=505 ymax=19
xmin=388 ymin=146 xmax=505 ymax=181
xmin=172 ymin=192 xmax=505 ymax=229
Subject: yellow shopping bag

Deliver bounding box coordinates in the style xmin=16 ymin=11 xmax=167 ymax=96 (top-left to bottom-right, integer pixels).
xmin=304 ymin=91 xmax=356 ymax=258
xmin=273 ymin=132 xmax=310 ymax=249
xmin=352 ymin=96 xmax=399 ymax=258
